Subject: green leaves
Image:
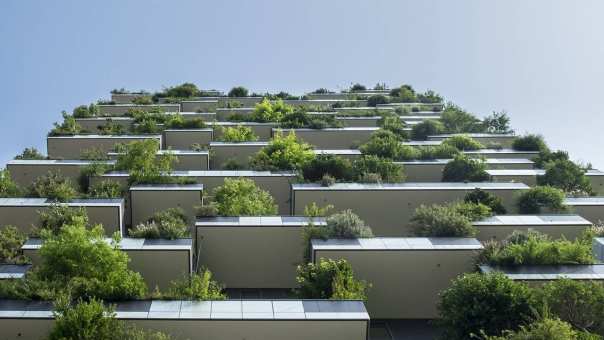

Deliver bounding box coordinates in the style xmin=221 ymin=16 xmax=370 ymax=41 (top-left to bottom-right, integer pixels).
xmin=211 ymin=178 xmax=277 ymax=216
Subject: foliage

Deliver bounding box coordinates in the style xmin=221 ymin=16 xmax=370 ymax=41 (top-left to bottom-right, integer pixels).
xmin=165 ymin=113 xmax=206 ymax=129
xmin=218 ymin=125 xmax=259 ymax=142
xmin=131 ymin=96 xmax=153 ymax=105
xmin=389 ymin=84 xmax=417 ymax=102
xmin=152 ymin=83 xmax=200 ymax=101
xmin=311 ymin=88 xmax=331 ymax=94
xmin=81 ymin=147 xmax=110 ymax=161
xmin=479 ymin=230 xmax=594 ymax=266
xmin=438 ymin=272 xmax=536 ymax=339
xmin=352 ymin=155 xmax=405 ymax=183
xmin=97 ymin=121 xmax=127 ymax=135
xmin=442 ymin=154 xmax=490 ymax=182
xmin=211 ymin=178 xmax=277 ymax=216
xmin=296 ymin=258 xmax=369 ymax=301
xmin=442 ymin=135 xmax=484 ymax=151
xmin=114 ymin=140 xmax=176 ymax=184
xmin=411 ymin=119 xmax=445 ymax=140
xmin=538 ymin=159 xmax=593 ymax=195
xmin=87 ymin=180 xmax=123 ymax=198
xmin=360 ymin=130 xmax=406 ymax=159
xmin=29 ymin=171 xmax=77 ymax=202
xmin=325 ymin=210 xmax=373 ymax=238
xmin=14 ymin=147 xmax=45 ymax=160
xmin=418 ymin=144 xmax=460 ymax=160
xmin=279 ymin=108 xmax=342 ymax=129
xmin=129 ymin=208 xmax=189 ymax=239
xmin=417 ymin=90 xmax=443 ymax=104
xmin=410 ymin=203 xmax=480 ymax=237
xmin=302 ymin=154 xmax=354 ymax=182
xmin=250 ymin=132 xmax=314 ymax=171
xmin=250 ymin=98 xmax=293 ymax=122
xmin=350 ymin=83 xmax=366 ymax=92
xmin=533 ymin=150 xmax=569 ymax=169
xmin=440 ymin=103 xmax=483 ymax=133
xmin=49 ymin=112 xmax=84 ymax=136
xmin=485 ymin=317 xmax=595 ymax=340
xmin=72 ymin=104 xmax=99 ymax=118
xmin=464 ymin=188 xmax=507 ymax=214
xmin=228 ymin=86 xmax=249 ymax=97
xmin=38 ymin=204 xmax=89 ymax=235
xmin=516 ymin=186 xmax=567 ymax=214
xmin=79 ymin=161 xmax=113 ymax=191
xmin=0 ymin=226 xmax=28 ymax=264
xmin=396 ymin=145 xmax=422 ymax=161
xmin=483 ymin=111 xmax=513 ymax=134
xmin=379 ymin=114 xmax=408 ymax=138
xmin=157 ymin=269 xmax=225 ymax=300
xmin=0 ymin=168 xmax=21 ymax=197
xmin=367 ymin=94 xmax=389 ymax=107
xmin=512 ymin=134 xmax=549 ymax=152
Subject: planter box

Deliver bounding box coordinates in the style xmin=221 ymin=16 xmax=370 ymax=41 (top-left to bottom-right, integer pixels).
xmin=402 ymin=140 xmax=442 ymax=148
xmin=395 ymin=158 xmax=534 ymax=182
xmin=465 ymin=148 xmax=539 ymax=159
xmin=97 ymin=104 xmax=180 ymax=116
xmin=209 ymin=142 xmax=268 ymax=169
xmin=0 ymin=264 xmax=31 ymax=279
xmin=565 ymin=197 xmax=604 ymax=224
xmin=47 ymin=134 xmax=161 ymax=159
xmin=213 ymin=122 xmax=277 ymax=140
xmin=305 ymin=93 xmax=353 ymax=100
xmin=0 ymin=299 xmax=369 ymax=340
xmin=313 ymin=149 xmax=363 ymax=161
xmin=22 ymin=238 xmax=193 ymax=291
xmin=479 ymin=265 xmax=604 ymax=286
xmin=400 ymin=115 xmax=441 ymax=122
xmin=0 ymin=198 xmax=124 ymax=235
xmin=75 ymin=117 xmax=134 ymax=131
xmin=6 ymin=159 xmax=115 ymax=187
xmin=334 ymin=107 xmax=394 ymax=115
xmin=218 ymin=97 xmax=264 ymax=107
xmin=336 ymin=116 xmax=380 ymax=127
xmin=130 ymin=184 xmax=202 ymax=228
xmin=427 ymin=133 xmax=516 ymax=148
xmin=473 ymin=215 xmax=592 ymax=242
xmin=108 ymin=150 xmax=209 ymax=171
xmin=91 ymin=171 xmax=296 ymax=215
xmin=488 ymin=169 xmax=604 ymax=194
xmin=163 ymin=129 xmax=213 ymax=149
xmin=196 ymin=216 xmax=325 ymax=288
xmin=312 ymin=237 xmax=482 ymax=319
xmin=215 ymin=107 xmax=255 ymax=121
xmin=111 ymin=93 xmax=148 ymax=104
xmin=273 ymin=128 xmax=379 ymax=149
xmin=181 ymin=100 xmax=218 ymax=112
xmin=282 ymin=99 xmax=367 ymax=108
xmin=291 ymin=182 xmax=529 ymax=236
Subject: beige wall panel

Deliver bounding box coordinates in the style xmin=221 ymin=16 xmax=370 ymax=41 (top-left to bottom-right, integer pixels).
xmin=163 ymin=129 xmax=213 ymax=149
xmin=209 ymin=143 xmax=266 ymax=169
xmin=47 ymin=135 xmax=161 ymax=159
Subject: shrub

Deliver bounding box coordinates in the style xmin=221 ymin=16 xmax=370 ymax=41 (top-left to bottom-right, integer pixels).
xmin=97 ymin=121 xmax=127 ymax=135
xmin=538 ymin=159 xmax=593 ymax=195
xmin=396 ymin=144 xmax=422 ymax=161
xmin=0 ymin=168 xmax=21 ymax=197
xmin=417 ymin=90 xmax=443 ymax=104
xmin=483 ymin=111 xmax=513 ymax=134
xmin=29 ymin=172 xmax=77 ymax=202
xmin=228 ymin=86 xmax=249 ymax=97
xmin=442 ymin=135 xmax=484 ymax=151
xmin=451 ymin=201 xmax=493 ymax=221
xmin=296 ymin=258 xmax=369 ymax=301
xmin=250 ymin=98 xmax=293 ymax=122
xmin=438 ymin=272 xmax=536 ymax=339
xmin=486 ymin=317 xmax=593 ymax=340
xmin=211 ymin=178 xmax=277 ymax=216
xmin=131 ymin=96 xmax=153 ymax=105
xmin=533 ymin=149 xmax=569 ymax=169
xmin=418 ymin=144 xmax=460 ymax=160
xmin=81 ymin=147 xmax=110 ymax=161
xmin=367 ymin=94 xmax=389 ymax=107
xmin=442 ymin=154 xmax=489 ymax=182
xmin=38 ymin=204 xmax=89 ymax=235
xmin=325 ymin=210 xmax=373 ymax=238
xmin=516 ymin=186 xmax=566 ymax=214
xmin=0 ymin=226 xmax=27 ymax=264
xmin=352 ymin=155 xmax=405 ymax=183
xmin=158 ymin=269 xmax=225 ymax=300
xmin=88 ymin=180 xmax=123 ymax=198
xmin=321 ymin=174 xmax=336 ymax=187
xmin=250 ymin=132 xmax=314 ymax=171
xmin=164 ymin=113 xmax=206 ymax=129
xmin=464 ymin=188 xmax=507 ymax=214
xmin=15 ymin=147 xmax=45 ymax=160
xmin=114 ymin=140 xmax=176 ymax=184
xmin=163 ymin=83 xmax=200 ymax=98
xmin=79 ymin=161 xmax=113 ymax=191
xmin=379 ymin=114 xmax=408 ymax=138
xmin=359 ymin=130 xmax=405 ymax=159
xmin=512 ymin=134 xmax=549 ymax=152
xmin=279 ymin=108 xmax=341 ymax=129
xmin=440 ymin=103 xmax=483 ymax=133
xmin=410 ymin=204 xmax=477 ymax=237
xmin=302 ymin=154 xmax=354 ymax=182
xmin=129 ymin=208 xmax=189 ymax=239
xmin=72 ymin=104 xmax=99 ymax=118
xmin=411 ymin=119 xmax=444 ymax=140
xmin=350 ymin=83 xmax=366 ymax=92
xmin=389 ymin=84 xmax=417 ymax=102
xmin=49 ymin=112 xmax=84 ymax=136
xmin=218 ymin=125 xmax=258 ymax=142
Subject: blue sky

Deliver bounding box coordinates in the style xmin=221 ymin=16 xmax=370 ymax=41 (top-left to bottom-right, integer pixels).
xmin=1 ymin=0 xmax=603 ymax=167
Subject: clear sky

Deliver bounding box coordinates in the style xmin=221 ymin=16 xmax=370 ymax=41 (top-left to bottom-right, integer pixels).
xmin=1 ymin=0 xmax=603 ymax=168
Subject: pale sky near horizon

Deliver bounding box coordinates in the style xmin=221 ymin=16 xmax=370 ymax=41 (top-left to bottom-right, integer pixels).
xmin=1 ymin=0 xmax=603 ymax=168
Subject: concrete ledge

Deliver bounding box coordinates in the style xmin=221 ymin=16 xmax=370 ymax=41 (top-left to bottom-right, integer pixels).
xmin=97 ymin=104 xmax=180 ymax=116
xmin=395 ymin=158 xmax=534 ymax=182
xmin=6 ymin=159 xmax=115 ymax=187
xmin=130 ymin=184 xmax=202 ymax=228
xmin=473 ymin=214 xmax=592 ymax=241
xmin=479 ymin=264 xmax=604 ymax=283
xmin=488 ymin=169 xmax=604 ymax=194
xmin=213 ymin=122 xmax=276 ymax=140
xmin=273 ymin=128 xmax=379 ymax=149
xmin=565 ymin=197 xmax=604 ymax=224
xmin=163 ymin=129 xmax=213 ymax=149
xmin=47 ymin=135 xmax=161 ymax=159
xmin=427 ymin=133 xmax=516 ymax=148
xmin=209 ymin=142 xmax=268 ymax=170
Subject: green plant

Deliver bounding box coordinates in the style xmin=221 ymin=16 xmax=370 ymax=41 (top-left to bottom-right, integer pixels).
xmin=131 ymin=96 xmax=153 ymax=105
xmin=97 ymin=121 xmax=127 ymax=135
xmin=72 ymin=104 xmax=99 ymax=118
xmin=81 ymin=147 xmax=110 ymax=161
xmin=483 ymin=111 xmax=513 ymax=134
xmin=379 ymin=114 xmax=408 ymax=139
xmin=129 ymin=208 xmax=189 ymax=239
xmin=14 ymin=147 xmax=45 ymax=160
xmin=533 ymin=150 xmax=569 ymax=169
xmin=250 ymin=132 xmax=315 ymax=171
xmin=411 ymin=119 xmax=444 ymax=140
xmin=114 ymin=140 xmax=176 ymax=184
xmin=79 ymin=161 xmax=113 ymax=191
xmin=249 ymin=98 xmax=293 ymax=122
xmin=279 ymin=108 xmax=342 ymax=129
xmin=302 ymin=154 xmax=354 ymax=182
xmin=218 ymin=125 xmax=259 ymax=142
xmin=359 ymin=130 xmax=405 ymax=159
xmin=0 ymin=168 xmax=21 ymax=197
xmin=321 ymin=174 xmax=336 ymax=186
xmin=450 ymin=201 xmax=493 ymax=220
xmin=29 ymin=171 xmax=77 ymax=202
xmin=211 ymin=178 xmax=277 ymax=216
xmin=49 ymin=112 xmax=84 ymax=136
xmin=88 ymin=180 xmax=123 ymax=198
xmin=410 ymin=203 xmax=478 ymax=237
xmin=396 ymin=144 xmax=422 ymax=161
xmin=417 ymin=90 xmax=443 ymax=104
xmin=228 ymin=86 xmax=249 ymax=97
xmin=367 ymin=94 xmax=389 ymax=107
xmin=0 ymin=226 xmax=28 ymax=264
xmin=158 ymin=269 xmax=225 ymax=300
xmin=418 ymin=144 xmax=460 ymax=160
xmin=352 ymin=155 xmax=405 ymax=182
xmin=516 ymin=186 xmax=567 ymax=214
xmin=442 ymin=135 xmax=484 ymax=151
xmin=438 ymin=272 xmax=536 ymax=339
xmin=512 ymin=134 xmax=549 ymax=152
xmin=464 ymin=188 xmax=507 ymax=214
xmin=442 ymin=154 xmax=489 ymax=182
xmin=165 ymin=113 xmax=206 ymax=129
xmin=296 ymin=258 xmax=369 ymax=301
xmin=389 ymin=84 xmax=417 ymax=102
xmin=538 ymin=159 xmax=593 ymax=195
xmin=485 ymin=317 xmax=595 ymax=340
xmin=350 ymin=83 xmax=366 ymax=92
xmin=38 ymin=204 xmax=89 ymax=235
xmin=325 ymin=210 xmax=373 ymax=238
xmin=440 ymin=103 xmax=483 ymax=133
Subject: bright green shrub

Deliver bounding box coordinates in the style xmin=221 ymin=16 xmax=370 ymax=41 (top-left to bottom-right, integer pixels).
xmin=411 ymin=119 xmax=444 ymax=140
xmin=129 ymin=208 xmax=189 ymax=239
xmin=482 ymin=111 xmax=513 ymax=134
xmin=14 ymin=147 xmax=45 ymax=160
xmin=29 ymin=172 xmax=77 ymax=202
xmin=352 ymin=155 xmax=405 ymax=183
xmin=325 ymin=210 xmax=373 ymax=238
xmin=389 ymin=84 xmax=417 ymax=102
xmin=301 ymin=154 xmax=354 ymax=182
xmin=438 ymin=272 xmax=536 ymax=339
xmin=538 ymin=159 xmax=593 ymax=195
xmin=442 ymin=154 xmax=489 ymax=182
xmin=410 ymin=204 xmax=478 ymax=237
xmin=88 ymin=180 xmax=123 ymax=198
xmin=212 ymin=178 xmax=277 ymax=216
xmin=397 ymin=145 xmax=422 ymax=161
xmin=218 ymin=125 xmax=258 ymax=142
xmin=516 ymin=186 xmax=567 ymax=214
xmin=379 ymin=114 xmax=408 ymax=139
xmin=72 ymin=104 xmax=99 ymax=118
xmin=228 ymin=86 xmax=249 ymax=97
xmin=486 ymin=317 xmax=594 ymax=340
xmin=49 ymin=112 xmax=84 ymax=136
xmin=131 ymin=96 xmax=153 ymax=105
xmin=114 ymin=140 xmax=176 ymax=184
xmin=158 ymin=269 xmax=225 ymax=300
xmin=359 ymin=130 xmax=405 ymax=159
xmin=417 ymin=90 xmax=443 ymax=104
xmin=367 ymin=94 xmax=389 ymax=107
xmin=512 ymin=134 xmax=549 ymax=152
xmin=464 ymin=188 xmax=507 ymax=214
xmin=165 ymin=113 xmax=206 ymax=129
xmin=0 ymin=226 xmax=27 ymax=264
xmin=296 ymin=258 xmax=369 ymax=301
xmin=418 ymin=144 xmax=460 ymax=160
xmin=38 ymin=204 xmax=88 ymax=235
xmin=450 ymin=201 xmax=493 ymax=221
xmin=0 ymin=168 xmax=21 ymax=197
xmin=250 ymin=98 xmax=293 ymax=122
xmin=440 ymin=104 xmax=483 ymax=133
xmin=250 ymin=132 xmax=314 ymax=171
xmin=442 ymin=135 xmax=484 ymax=151
xmin=279 ymin=109 xmax=341 ymax=129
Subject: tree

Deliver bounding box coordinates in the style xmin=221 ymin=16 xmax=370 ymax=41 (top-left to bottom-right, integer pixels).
xmin=442 ymin=155 xmax=489 ymax=182
xmin=228 ymin=86 xmax=249 ymax=97
xmin=359 ymin=130 xmax=406 ymax=159
xmin=29 ymin=171 xmax=77 ymax=202
xmin=249 ymin=98 xmax=293 ymax=122
xmin=211 ymin=178 xmax=277 ymax=216
xmin=464 ymin=188 xmax=507 ymax=214
xmin=0 ymin=168 xmax=21 ymax=197
xmin=15 ymin=147 xmax=46 ymax=160
xmin=367 ymin=94 xmax=389 ymax=107
xmin=512 ymin=134 xmax=549 ymax=152
xmin=483 ymin=111 xmax=513 ymax=134
xmin=538 ymin=159 xmax=593 ymax=195
xmin=440 ymin=104 xmax=482 ymax=133
xmin=410 ymin=119 xmax=444 ymax=140
xmin=114 ymin=139 xmax=176 ymax=184
xmin=485 ymin=317 xmax=596 ymax=340
xmin=516 ymin=186 xmax=567 ymax=214
xmin=250 ymin=132 xmax=314 ymax=171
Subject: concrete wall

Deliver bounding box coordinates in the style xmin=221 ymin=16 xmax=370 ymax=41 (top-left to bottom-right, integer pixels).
xmin=218 ymin=97 xmax=264 ymax=106
xmin=274 ymin=128 xmax=378 ymax=149
xmin=7 ymin=160 xmax=114 ymax=187
xmin=163 ymin=129 xmax=213 ymax=149
xmin=336 ymin=116 xmax=380 ymax=127
xmin=464 ymin=149 xmax=539 ymax=160
xmin=0 ymin=198 xmax=124 ymax=235
xmin=130 ymin=185 xmax=202 ymax=228
xmin=312 ymin=238 xmax=481 ymax=319
xmin=111 ymin=93 xmax=147 ymax=104
xmin=97 ymin=104 xmax=180 ymax=116
xmin=565 ymin=201 xmax=604 ymax=224
xmin=292 ymin=183 xmax=528 ymax=236
xmin=47 ymin=135 xmax=161 ymax=159
xmin=181 ymin=100 xmax=218 ymax=112
xmin=213 ymin=122 xmax=276 ymax=140
xmin=427 ymin=134 xmax=516 ymax=148
xmin=397 ymin=159 xmax=533 ymax=182
xmin=75 ymin=117 xmax=134 ymax=131
xmin=282 ymin=99 xmax=367 ymax=108
xmin=209 ymin=142 xmax=267 ymax=169
xmin=108 ymin=151 xmax=209 ymax=171
xmin=473 ymin=216 xmax=592 ymax=242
